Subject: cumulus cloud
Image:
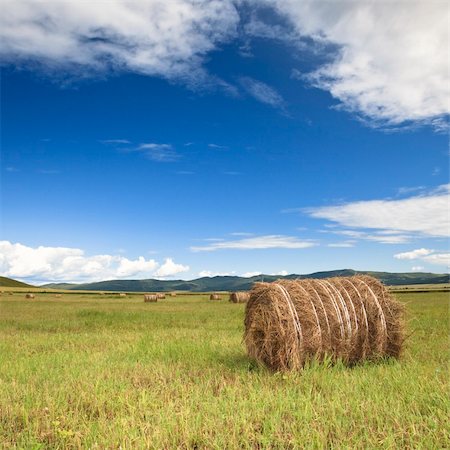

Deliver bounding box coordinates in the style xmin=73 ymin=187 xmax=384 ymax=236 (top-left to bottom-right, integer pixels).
xmin=270 ymin=0 xmax=449 ymax=129
xmin=306 ymin=185 xmax=449 ymax=238
xmin=190 ymin=235 xmax=316 ymax=252
xmin=242 ymin=271 xmax=262 ymax=278
xmin=411 ymin=266 xmax=425 ymax=272
xmin=1 ymin=1 xmax=446 ymax=127
xmin=198 ymin=270 xmax=234 ymax=277
xmin=0 ymin=241 xmax=188 ymax=283
xmin=394 ymin=248 xmax=434 ymax=260
xmin=0 ymin=0 xmax=239 ymax=85
xmin=394 ymin=248 xmax=449 ymax=269
xmin=153 ymin=258 xmax=189 ymax=277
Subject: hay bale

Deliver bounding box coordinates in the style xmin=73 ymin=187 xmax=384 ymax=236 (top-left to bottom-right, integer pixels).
xmin=54 ymin=294 xmax=62 ymax=298
xmin=144 ymin=294 xmax=157 ymax=302
xmin=244 ymin=275 xmax=405 ymax=371
xmin=210 ymin=293 xmax=221 ymax=300
xmin=25 ymin=293 xmax=35 ymax=299
xmin=229 ymin=291 xmax=250 ymax=303
xmin=170 ymin=292 xmax=177 ymax=297
xmin=157 ymin=293 xmax=166 ymax=299
xmin=119 ymin=293 xmax=127 ymax=297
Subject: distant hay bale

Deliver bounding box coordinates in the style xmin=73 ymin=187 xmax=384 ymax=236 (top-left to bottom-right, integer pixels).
xmin=25 ymin=293 xmax=35 ymax=299
xmin=229 ymin=291 xmax=250 ymax=303
xmin=119 ymin=293 xmax=127 ymax=297
xmin=144 ymin=294 xmax=157 ymax=302
xmin=170 ymin=292 xmax=177 ymax=297
xmin=157 ymin=293 xmax=166 ymax=299
xmin=54 ymin=294 xmax=62 ymax=298
xmin=210 ymin=293 xmax=221 ymax=300
xmin=244 ymin=275 xmax=405 ymax=371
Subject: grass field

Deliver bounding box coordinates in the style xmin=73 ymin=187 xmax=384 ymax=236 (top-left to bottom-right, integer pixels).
xmin=0 ymin=291 xmax=448 ymax=449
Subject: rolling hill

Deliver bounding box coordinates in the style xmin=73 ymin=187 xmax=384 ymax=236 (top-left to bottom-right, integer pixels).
xmin=0 ymin=276 xmax=34 ymax=288
xmin=41 ymin=270 xmax=449 ymax=292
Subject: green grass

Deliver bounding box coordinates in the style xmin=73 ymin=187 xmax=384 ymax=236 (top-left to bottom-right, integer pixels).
xmin=0 ymin=292 xmax=448 ymax=449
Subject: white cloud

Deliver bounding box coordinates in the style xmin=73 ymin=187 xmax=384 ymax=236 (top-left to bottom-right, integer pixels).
xmin=328 ymin=242 xmax=355 ymax=248
xmin=101 ymin=139 xmax=131 ymax=145
xmin=242 ymin=271 xmax=262 ymax=278
xmin=138 ymin=143 xmax=179 ymax=162
xmin=394 ymin=248 xmax=449 ymax=269
xmin=394 ymin=248 xmax=434 ymax=260
xmin=0 ymin=0 xmax=239 ymax=86
xmin=273 ymin=270 xmax=288 ymax=276
xmin=190 ymin=235 xmax=316 ymax=252
xmin=154 ymin=258 xmax=189 ymax=277
xmin=422 ymin=253 xmax=450 ymax=268
xmin=239 ymin=77 xmax=285 ymax=108
xmin=411 ymin=266 xmax=425 ymax=272
xmin=270 ymin=0 xmax=449 ymax=128
xmin=0 ymin=241 xmax=188 ymax=283
xmin=306 ymin=185 xmax=449 ymax=238
xmin=198 ymin=270 xmax=234 ymax=277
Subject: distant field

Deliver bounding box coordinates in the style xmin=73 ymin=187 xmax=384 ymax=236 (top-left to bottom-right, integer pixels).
xmin=0 ymin=291 xmax=448 ymax=448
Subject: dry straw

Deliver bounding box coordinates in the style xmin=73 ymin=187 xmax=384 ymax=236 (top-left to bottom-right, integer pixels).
xmin=210 ymin=293 xmax=221 ymax=300
xmin=144 ymin=294 xmax=158 ymax=302
xmin=25 ymin=293 xmax=35 ymax=299
xmin=244 ymin=275 xmax=405 ymax=371
xmin=229 ymin=291 xmax=250 ymax=303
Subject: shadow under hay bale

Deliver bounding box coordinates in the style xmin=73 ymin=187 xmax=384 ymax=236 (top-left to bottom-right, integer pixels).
xmin=244 ymin=275 xmax=405 ymax=371
xmin=25 ymin=293 xmax=35 ymax=299
xmin=210 ymin=293 xmax=221 ymax=300
xmin=144 ymin=294 xmax=157 ymax=302
xmin=229 ymin=291 xmax=250 ymax=303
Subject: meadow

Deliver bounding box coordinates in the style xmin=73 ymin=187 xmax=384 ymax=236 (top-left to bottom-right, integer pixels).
xmin=0 ymin=290 xmax=448 ymax=449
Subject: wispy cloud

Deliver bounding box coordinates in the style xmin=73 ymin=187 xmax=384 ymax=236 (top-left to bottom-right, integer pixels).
xmin=223 ymin=171 xmax=242 ymax=176
xmin=327 ymin=241 xmax=355 ymax=248
xmin=305 ymin=184 xmax=449 ymax=238
xmin=208 ymin=143 xmax=228 ymax=149
xmin=101 ymin=139 xmax=131 ymax=145
xmin=190 ymin=235 xmax=316 ymax=252
xmin=138 ymin=143 xmax=180 ymax=162
xmin=239 ymin=77 xmax=285 ymax=109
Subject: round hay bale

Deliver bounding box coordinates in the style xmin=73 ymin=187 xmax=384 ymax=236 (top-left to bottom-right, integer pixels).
xmin=209 ymin=293 xmax=221 ymax=300
xmin=54 ymin=294 xmax=62 ymax=298
xmin=119 ymin=293 xmax=127 ymax=297
xmin=144 ymin=294 xmax=158 ymax=302
xmin=157 ymin=293 xmax=166 ymax=299
xmin=229 ymin=291 xmax=250 ymax=303
xmin=170 ymin=292 xmax=177 ymax=297
xmin=25 ymin=293 xmax=35 ymax=299
xmin=244 ymin=275 xmax=405 ymax=371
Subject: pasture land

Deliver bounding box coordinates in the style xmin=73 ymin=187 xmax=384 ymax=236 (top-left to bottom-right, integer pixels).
xmin=0 ymin=291 xmax=448 ymax=448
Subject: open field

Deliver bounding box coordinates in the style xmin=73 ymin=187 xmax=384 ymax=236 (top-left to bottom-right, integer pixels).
xmin=0 ymin=291 xmax=448 ymax=448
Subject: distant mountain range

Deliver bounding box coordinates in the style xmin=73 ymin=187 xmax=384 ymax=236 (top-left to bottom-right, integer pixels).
xmin=36 ymin=269 xmax=449 ymax=292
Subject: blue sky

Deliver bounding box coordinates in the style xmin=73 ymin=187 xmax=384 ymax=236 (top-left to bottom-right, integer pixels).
xmin=0 ymin=1 xmax=448 ymax=283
